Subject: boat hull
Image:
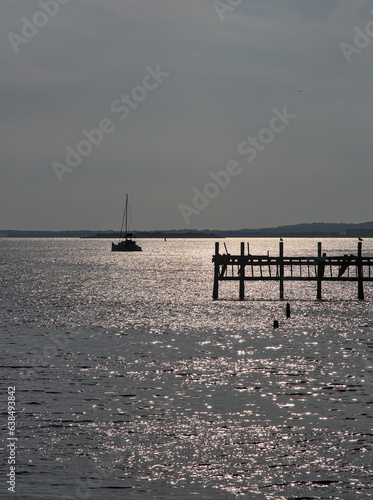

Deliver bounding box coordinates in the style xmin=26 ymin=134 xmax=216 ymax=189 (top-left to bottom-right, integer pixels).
xmin=111 ymin=240 xmax=142 ymax=252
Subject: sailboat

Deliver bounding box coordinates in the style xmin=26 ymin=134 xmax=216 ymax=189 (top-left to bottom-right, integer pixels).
xmin=111 ymin=194 xmax=142 ymax=252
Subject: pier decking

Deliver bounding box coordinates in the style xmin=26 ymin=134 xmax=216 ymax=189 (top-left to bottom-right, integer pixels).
xmin=212 ymin=240 xmax=373 ymax=300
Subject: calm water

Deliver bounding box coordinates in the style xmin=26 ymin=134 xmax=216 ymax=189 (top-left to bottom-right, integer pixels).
xmin=1 ymin=238 xmax=372 ymax=499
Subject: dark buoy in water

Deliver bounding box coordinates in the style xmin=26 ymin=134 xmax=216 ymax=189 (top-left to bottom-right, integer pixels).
xmin=273 ymin=320 xmax=279 ymax=329
xmin=286 ymin=303 xmax=291 ymax=318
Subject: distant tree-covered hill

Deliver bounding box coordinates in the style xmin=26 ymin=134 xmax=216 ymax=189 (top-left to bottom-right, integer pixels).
xmin=1 ymin=222 xmax=373 ymax=238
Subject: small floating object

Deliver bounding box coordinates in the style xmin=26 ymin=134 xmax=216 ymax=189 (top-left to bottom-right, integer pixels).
xmin=273 ymin=320 xmax=279 ymax=329
xmin=286 ymin=303 xmax=291 ymax=318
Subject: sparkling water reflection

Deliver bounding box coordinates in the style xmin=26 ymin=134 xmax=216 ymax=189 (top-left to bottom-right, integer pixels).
xmin=1 ymin=238 xmax=372 ymax=499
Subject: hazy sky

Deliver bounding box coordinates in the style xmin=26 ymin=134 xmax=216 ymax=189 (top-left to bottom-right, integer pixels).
xmin=1 ymin=0 xmax=373 ymax=230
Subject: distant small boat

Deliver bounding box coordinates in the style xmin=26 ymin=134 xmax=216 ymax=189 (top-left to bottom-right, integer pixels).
xmin=112 ymin=194 xmax=142 ymax=252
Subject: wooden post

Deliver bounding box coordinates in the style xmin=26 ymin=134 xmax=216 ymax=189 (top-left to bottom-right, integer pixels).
xmin=317 ymin=242 xmax=322 ymax=300
xmin=279 ymin=240 xmax=284 ymax=300
xmin=358 ymin=240 xmax=364 ymax=300
xmin=213 ymin=242 xmax=219 ymax=300
xmin=239 ymin=242 xmax=245 ymax=300
xmin=286 ymin=302 xmax=291 ymax=318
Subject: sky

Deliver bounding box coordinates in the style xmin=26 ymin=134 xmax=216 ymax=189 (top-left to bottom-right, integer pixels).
xmin=1 ymin=0 xmax=373 ymax=231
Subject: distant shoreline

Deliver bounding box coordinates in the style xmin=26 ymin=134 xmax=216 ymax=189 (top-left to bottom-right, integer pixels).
xmin=2 ymin=221 xmax=373 ymax=238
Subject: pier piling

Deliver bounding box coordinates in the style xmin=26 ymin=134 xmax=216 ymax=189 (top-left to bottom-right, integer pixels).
xmin=213 ymin=242 xmax=219 ymax=300
xmin=317 ymin=242 xmax=322 ymax=300
xmin=239 ymin=242 xmax=245 ymax=300
xmin=358 ymin=240 xmax=364 ymax=300
xmin=279 ymin=240 xmax=284 ymax=300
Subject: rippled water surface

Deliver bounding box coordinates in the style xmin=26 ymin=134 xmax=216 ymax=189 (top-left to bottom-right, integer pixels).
xmin=1 ymin=238 xmax=372 ymax=499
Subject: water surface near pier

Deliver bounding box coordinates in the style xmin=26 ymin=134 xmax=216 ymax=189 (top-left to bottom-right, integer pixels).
xmin=1 ymin=238 xmax=372 ymax=499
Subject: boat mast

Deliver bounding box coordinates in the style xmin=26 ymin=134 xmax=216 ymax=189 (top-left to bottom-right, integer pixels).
xmin=119 ymin=193 xmax=128 ymax=241
xmin=125 ymin=193 xmax=128 ymax=240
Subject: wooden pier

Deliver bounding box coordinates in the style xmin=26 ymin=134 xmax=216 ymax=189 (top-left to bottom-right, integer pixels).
xmin=212 ymin=240 xmax=373 ymax=300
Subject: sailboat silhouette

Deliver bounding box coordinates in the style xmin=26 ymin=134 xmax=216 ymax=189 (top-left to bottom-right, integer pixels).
xmin=111 ymin=194 xmax=142 ymax=252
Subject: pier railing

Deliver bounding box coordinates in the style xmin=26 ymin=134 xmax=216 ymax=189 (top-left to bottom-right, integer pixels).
xmin=212 ymin=240 xmax=373 ymax=300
